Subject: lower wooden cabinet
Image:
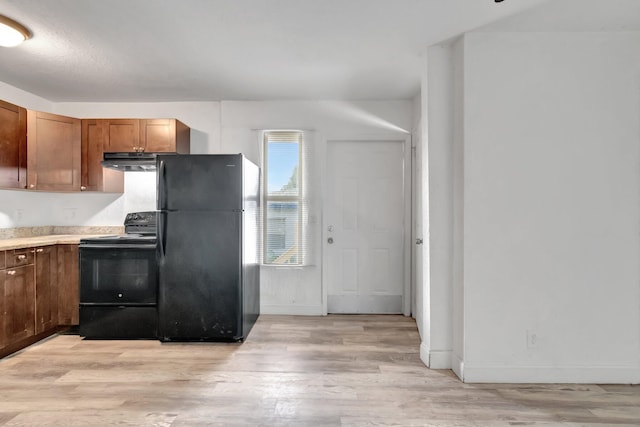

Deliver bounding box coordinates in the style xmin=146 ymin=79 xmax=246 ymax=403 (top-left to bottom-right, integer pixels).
xmin=35 ymin=246 xmax=58 ymax=334
xmin=3 ymin=262 xmax=35 ymax=348
xmin=0 ymin=243 xmax=80 ymax=358
xmin=57 ymin=244 xmax=79 ymax=326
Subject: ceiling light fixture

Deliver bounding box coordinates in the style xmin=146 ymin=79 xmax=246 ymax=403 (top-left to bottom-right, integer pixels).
xmin=0 ymin=15 xmax=31 ymax=47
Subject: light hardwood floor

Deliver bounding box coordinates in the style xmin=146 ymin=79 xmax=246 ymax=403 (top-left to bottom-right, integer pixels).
xmin=0 ymin=315 xmax=638 ymax=426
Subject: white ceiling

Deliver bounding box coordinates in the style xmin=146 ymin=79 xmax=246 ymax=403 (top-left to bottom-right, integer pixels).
xmin=479 ymin=0 xmax=640 ymax=32
xmin=0 ymin=0 xmax=636 ymax=102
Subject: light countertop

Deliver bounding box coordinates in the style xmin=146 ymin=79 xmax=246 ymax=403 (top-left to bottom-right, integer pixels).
xmin=0 ymin=234 xmax=118 ymax=251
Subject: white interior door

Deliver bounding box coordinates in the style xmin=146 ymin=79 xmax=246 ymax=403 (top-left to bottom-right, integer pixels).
xmin=326 ymin=140 xmax=405 ymax=313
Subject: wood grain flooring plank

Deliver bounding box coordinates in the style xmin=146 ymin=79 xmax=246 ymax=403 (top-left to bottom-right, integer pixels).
xmin=0 ymin=314 xmax=638 ymax=426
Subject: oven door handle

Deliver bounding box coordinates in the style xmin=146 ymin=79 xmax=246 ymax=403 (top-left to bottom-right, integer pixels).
xmin=81 ymin=244 xmax=157 ymax=250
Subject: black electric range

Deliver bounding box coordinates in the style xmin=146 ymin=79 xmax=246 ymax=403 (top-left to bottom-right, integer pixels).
xmin=79 ymin=211 xmax=159 ymax=339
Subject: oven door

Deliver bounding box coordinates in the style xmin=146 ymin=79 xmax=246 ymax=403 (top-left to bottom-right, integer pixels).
xmin=80 ymin=243 xmax=157 ymax=305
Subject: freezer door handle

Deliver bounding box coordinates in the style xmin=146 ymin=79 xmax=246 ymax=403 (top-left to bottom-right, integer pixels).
xmin=158 ymin=159 xmax=167 ymax=209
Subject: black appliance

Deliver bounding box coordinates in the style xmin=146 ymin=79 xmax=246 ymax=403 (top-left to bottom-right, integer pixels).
xmin=102 ymin=152 xmax=157 ymax=172
xmin=157 ymin=154 xmax=260 ymax=342
xmin=79 ymin=211 xmax=158 ymax=339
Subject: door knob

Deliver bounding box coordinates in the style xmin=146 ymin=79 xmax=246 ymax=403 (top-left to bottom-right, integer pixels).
xmin=327 ymin=237 xmax=334 ymax=244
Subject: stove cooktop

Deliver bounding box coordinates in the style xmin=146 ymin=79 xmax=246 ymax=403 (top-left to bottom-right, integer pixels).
xmin=80 ymin=233 xmax=157 ymax=246
xmin=80 ymin=211 xmax=157 ymax=246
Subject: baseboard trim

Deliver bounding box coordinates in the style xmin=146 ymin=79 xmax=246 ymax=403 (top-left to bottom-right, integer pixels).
xmin=419 ymin=342 xmax=452 ymax=369
xmin=0 ymin=327 xmax=63 ymax=359
xmin=260 ymin=304 xmax=324 ymax=315
xmin=451 ymin=353 xmax=464 ymax=381
xmin=462 ymin=362 xmax=640 ymax=384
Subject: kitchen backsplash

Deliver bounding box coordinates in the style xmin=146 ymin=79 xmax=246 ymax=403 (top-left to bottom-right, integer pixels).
xmin=0 ymin=226 xmax=124 ymax=239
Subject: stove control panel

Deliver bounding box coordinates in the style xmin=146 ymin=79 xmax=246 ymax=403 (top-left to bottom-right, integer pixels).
xmin=124 ymin=211 xmax=157 ymax=235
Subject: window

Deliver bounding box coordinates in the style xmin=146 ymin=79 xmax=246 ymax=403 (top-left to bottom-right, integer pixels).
xmin=263 ymin=131 xmax=303 ymax=265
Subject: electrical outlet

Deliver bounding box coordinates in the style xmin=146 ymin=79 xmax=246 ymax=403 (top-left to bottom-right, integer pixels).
xmin=527 ymin=329 xmax=538 ymax=349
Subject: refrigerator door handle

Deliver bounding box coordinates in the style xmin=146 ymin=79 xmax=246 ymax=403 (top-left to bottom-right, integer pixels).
xmin=158 ymin=213 xmax=167 ymax=258
xmin=159 ymin=159 xmax=167 ymax=209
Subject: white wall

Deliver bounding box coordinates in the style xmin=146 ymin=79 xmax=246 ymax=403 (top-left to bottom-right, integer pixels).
xmin=0 ymin=81 xmax=52 ymax=112
xmin=451 ymin=37 xmax=465 ymax=379
xmin=460 ymin=32 xmax=640 ymax=383
xmin=220 ymin=100 xmax=412 ymax=314
xmin=419 ymin=43 xmax=457 ymax=370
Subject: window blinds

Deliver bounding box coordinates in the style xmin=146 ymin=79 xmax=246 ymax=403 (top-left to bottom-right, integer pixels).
xmin=261 ymin=130 xmax=314 ymax=266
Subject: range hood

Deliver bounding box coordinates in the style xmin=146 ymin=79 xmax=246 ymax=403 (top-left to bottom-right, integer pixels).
xmin=102 ymin=152 xmax=158 ymax=172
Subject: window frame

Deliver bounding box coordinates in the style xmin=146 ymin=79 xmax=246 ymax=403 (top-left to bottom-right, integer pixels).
xmin=262 ymin=131 xmax=303 ymax=265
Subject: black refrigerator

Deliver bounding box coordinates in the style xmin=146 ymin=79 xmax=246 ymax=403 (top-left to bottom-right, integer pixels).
xmin=156 ymin=154 xmax=260 ymax=342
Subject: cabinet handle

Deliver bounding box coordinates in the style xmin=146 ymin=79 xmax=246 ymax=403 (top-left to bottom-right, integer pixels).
xmin=7 ymin=270 xmax=16 ymax=275
xmin=36 ymin=248 xmax=44 ymax=253
xmin=80 ymin=186 xmax=87 ymax=191
xmin=17 ymin=254 xmax=26 ymax=260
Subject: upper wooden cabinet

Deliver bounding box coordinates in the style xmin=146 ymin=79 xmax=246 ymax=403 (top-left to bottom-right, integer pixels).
xmin=104 ymin=119 xmax=140 ymax=153
xmin=0 ymin=96 xmax=191 ymax=193
xmin=27 ymin=111 xmax=81 ymax=191
xmin=0 ymin=100 xmax=27 ymax=189
xmin=102 ymin=118 xmax=190 ymax=154
xmin=81 ymin=120 xmax=124 ymax=193
xmin=140 ymin=119 xmax=190 ymax=153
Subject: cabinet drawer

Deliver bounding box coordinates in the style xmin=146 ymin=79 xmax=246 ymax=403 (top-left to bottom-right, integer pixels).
xmin=7 ymin=248 xmax=35 ymax=267
xmin=0 ymin=251 xmax=5 ymax=269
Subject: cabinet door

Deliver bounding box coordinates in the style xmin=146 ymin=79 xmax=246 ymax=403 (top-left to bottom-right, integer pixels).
xmin=3 ymin=264 xmax=35 ymax=346
xmin=35 ymin=246 xmax=58 ymax=334
xmin=0 ymin=99 xmax=27 ymax=189
xmin=0 ymin=270 xmax=5 ymax=350
xmin=140 ymin=119 xmax=176 ymax=152
xmin=57 ymin=245 xmax=79 ymax=326
xmin=81 ymin=120 xmax=124 ymax=193
xmin=27 ymin=111 xmax=81 ymax=191
xmin=105 ymin=119 xmax=139 ymax=152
